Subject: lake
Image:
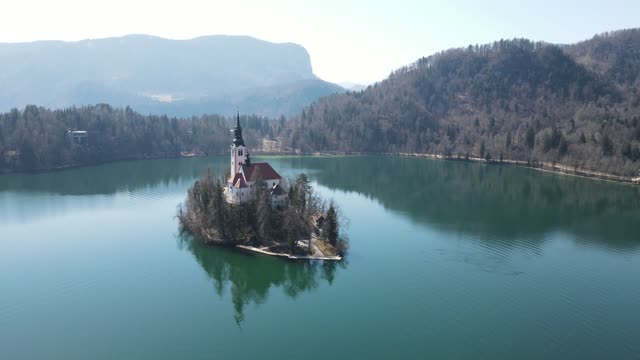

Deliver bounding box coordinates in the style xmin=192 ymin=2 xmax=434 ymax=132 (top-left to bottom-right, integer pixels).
xmin=1 ymin=155 xmax=639 ymax=359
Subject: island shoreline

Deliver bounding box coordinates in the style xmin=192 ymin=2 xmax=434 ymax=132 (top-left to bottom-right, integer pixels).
xmin=186 ymin=229 xmax=343 ymax=261
xmin=235 ymin=244 xmax=342 ymax=261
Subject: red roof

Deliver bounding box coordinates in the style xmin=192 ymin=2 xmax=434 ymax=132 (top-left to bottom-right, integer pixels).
xmin=234 ymin=176 xmax=248 ymax=189
xmin=241 ymin=162 xmax=281 ymax=181
xmin=229 ymin=172 xmax=243 ymax=184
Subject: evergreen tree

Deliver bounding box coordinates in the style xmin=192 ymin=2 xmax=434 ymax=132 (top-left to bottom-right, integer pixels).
xmin=525 ymin=128 xmax=536 ymax=149
xmin=558 ymin=136 xmax=569 ymax=156
xmin=579 ymin=132 xmax=587 ymax=144
xmin=324 ymin=203 xmax=339 ymax=246
xmin=602 ymin=134 xmax=614 ymax=156
xmin=253 ymin=175 xmax=273 ymax=242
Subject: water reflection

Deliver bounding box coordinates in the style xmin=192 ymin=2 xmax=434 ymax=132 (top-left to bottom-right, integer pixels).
xmin=279 ymin=156 xmax=640 ymax=250
xmin=179 ymin=234 xmax=342 ymax=325
xmin=2 ymin=154 xmax=639 ymax=250
xmin=0 ymin=157 xmax=227 ymax=195
xmin=0 ymin=157 xmax=228 ymax=223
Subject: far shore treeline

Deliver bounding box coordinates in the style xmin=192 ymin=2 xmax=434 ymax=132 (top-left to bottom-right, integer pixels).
xmin=0 ymin=104 xmax=283 ymax=172
xmin=1 ymin=29 xmax=640 ymax=177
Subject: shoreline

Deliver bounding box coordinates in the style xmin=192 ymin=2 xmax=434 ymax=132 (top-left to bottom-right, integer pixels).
xmin=390 ymin=152 xmax=640 ymax=186
xmin=188 ymin=224 xmax=343 ymax=262
xmin=3 ymin=150 xmax=638 ymax=186
xmin=293 ymin=151 xmax=640 ymax=186
xmin=235 ymin=244 xmax=342 ymax=261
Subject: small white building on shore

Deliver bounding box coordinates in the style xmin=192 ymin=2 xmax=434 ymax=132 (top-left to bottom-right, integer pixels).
xmin=66 ymin=130 xmax=88 ymax=145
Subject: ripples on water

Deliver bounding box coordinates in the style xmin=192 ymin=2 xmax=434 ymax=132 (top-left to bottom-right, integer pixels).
xmin=0 ymin=155 xmax=639 ymax=359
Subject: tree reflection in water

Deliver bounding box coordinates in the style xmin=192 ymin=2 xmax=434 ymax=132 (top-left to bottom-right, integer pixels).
xmin=178 ymin=233 xmax=343 ymax=325
xmin=275 ymin=155 xmax=640 ymax=250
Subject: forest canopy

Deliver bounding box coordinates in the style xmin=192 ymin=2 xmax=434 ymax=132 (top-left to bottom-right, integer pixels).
xmin=0 ymin=104 xmax=280 ymax=171
xmin=280 ymin=31 xmax=640 ymax=177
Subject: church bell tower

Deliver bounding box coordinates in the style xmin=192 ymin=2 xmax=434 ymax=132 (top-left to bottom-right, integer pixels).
xmin=231 ymin=112 xmax=247 ymax=175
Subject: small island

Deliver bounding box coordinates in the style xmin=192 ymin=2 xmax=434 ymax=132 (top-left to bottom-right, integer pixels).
xmin=178 ymin=114 xmax=347 ymax=260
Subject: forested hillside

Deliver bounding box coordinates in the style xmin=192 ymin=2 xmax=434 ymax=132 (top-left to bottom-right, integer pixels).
xmin=282 ymin=30 xmax=640 ymax=177
xmin=565 ymin=28 xmax=640 ymax=85
xmin=0 ymin=105 xmax=277 ymax=172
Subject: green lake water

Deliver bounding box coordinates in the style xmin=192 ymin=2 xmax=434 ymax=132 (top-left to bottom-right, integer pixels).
xmin=1 ymin=155 xmax=639 ymax=359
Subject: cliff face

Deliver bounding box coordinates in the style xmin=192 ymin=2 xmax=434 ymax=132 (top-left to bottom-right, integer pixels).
xmin=0 ymin=35 xmax=341 ymax=116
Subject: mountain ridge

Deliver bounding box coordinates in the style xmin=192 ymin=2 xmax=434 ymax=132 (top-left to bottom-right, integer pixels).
xmin=0 ymin=34 xmax=341 ymax=117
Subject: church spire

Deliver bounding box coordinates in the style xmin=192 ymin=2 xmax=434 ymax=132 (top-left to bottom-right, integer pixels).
xmin=232 ymin=111 xmax=245 ymax=147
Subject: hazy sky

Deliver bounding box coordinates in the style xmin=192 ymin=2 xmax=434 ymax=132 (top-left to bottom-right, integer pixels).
xmin=2 ymin=0 xmax=639 ymax=84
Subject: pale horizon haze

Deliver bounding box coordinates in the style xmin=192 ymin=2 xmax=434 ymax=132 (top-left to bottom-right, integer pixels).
xmin=1 ymin=0 xmax=639 ymax=84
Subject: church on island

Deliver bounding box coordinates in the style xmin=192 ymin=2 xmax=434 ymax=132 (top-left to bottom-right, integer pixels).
xmin=226 ymin=114 xmax=287 ymax=207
